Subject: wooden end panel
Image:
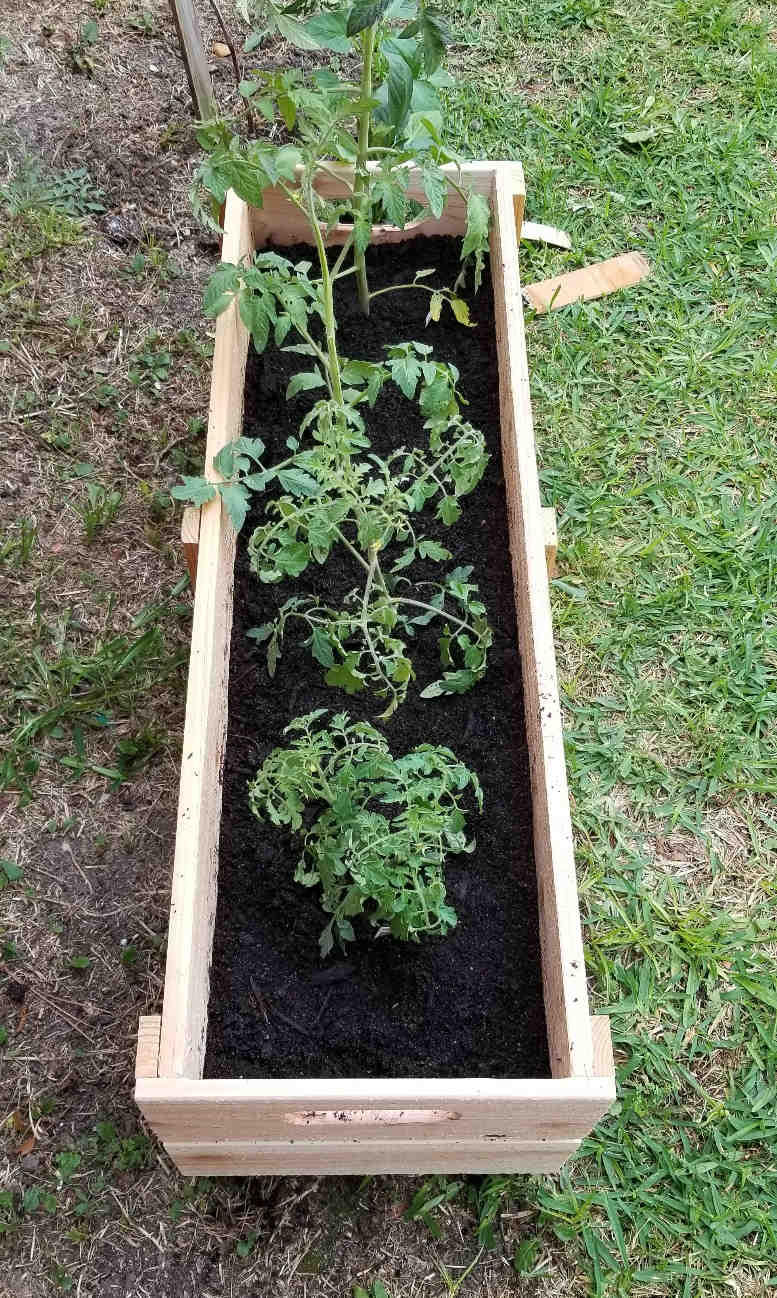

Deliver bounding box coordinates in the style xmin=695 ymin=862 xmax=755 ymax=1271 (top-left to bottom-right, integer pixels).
xmin=158 ymin=192 xmax=255 ymax=1081
xmin=134 ymin=1076 xmax=613 ymax=1146
xmin=250 ymin=161 xmax=525 ymax=248
xmin=164 ymin=1137 xmax=578 ymax=1176
xmin=490 ymin=173 xmax=594 ymax=1080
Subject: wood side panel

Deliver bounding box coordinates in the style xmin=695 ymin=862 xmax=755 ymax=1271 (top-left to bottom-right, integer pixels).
xmin=490 ymin=174 xmax=595 ymax=1080
xmin=135 ymin=1016 xmax=161 ymax=1080
xmin=592 ymin=1015 xmax=615 ymax=1080
xmin=164 ymin=1137 xmax=578 ymax=1176
xmin=250 ymin=161 xmax=525 ymax=249
xmin=157 ymin=191 xmax=255 ymax=1080
xmin=181 ymin=505 xmax=201 ymax=593
xmin=135 ymin=1076 xmax=613 ymax=1144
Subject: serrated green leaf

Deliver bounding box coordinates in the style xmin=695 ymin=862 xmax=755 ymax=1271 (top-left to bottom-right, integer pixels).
xmin=219 ymin=482 xmax=250 ymax=533
xmin=325 ymin=654 xmax=366 ymax=694
xmin=286 ymin=369 xmax=326 ymax=400
xmin=311 ymin=628 xmax=336 ymax=667
xmin=276 ymin=467 xmax=321 ymax=497
xmin=0 ymin=860 xmax=22 ymax=882
xmin=170 ymin=477 xmax=217 ymax=507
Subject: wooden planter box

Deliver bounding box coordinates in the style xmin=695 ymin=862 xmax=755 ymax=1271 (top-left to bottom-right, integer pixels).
xmin=135 ymin=161 xmax=615 ymax=1175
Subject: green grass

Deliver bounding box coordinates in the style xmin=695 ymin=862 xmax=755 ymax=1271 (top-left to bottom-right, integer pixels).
xmin=437 ymin=0 xmax=777 ymax=1290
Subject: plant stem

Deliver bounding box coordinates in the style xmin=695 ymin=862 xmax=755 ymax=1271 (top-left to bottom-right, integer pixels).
xmin=303 ymin=176 xmax=345 ymax=407
xmin=353 ymin=25 xmax=376 ymax=316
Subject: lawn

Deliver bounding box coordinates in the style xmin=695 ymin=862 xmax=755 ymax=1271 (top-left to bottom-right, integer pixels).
xmin=1 ymin=0 xmax=776 ymax=1294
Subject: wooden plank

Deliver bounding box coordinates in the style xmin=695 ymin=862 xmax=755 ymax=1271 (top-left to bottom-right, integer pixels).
xmin=181 ymin=506 xmax=201 ymax=594
xmin=251 ymin=161 xmax=525 ymax=250
xmin=135 ymin=1076 xmax=614 ymax=1144
xmin=542 ymin=506 xmax=558 ymax=579
xmin=523 ymin=251 xmax=650 ymax=314
xmin=521 ymin=220 xmax=571 ymax=249
xmin=490 ymin=172 xmax=596 ymax=1081
xmin=135 ymin=1016 xmax=161 ymax=1080
xmin=164 ymin=1137 xmax=580 ymax=1175
xmin=157 ymin=190 xmax=254 ymax=1081
xmin=166 ymin=0 xmax=217 ymax=121
xmin=592 ymin=1015 xmax=615 ymax=1080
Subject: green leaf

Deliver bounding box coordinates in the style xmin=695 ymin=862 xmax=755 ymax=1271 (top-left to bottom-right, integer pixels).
xmin=421 ymin=163 xmax=447 ymax=218
xmin=412 ymin=8 xmax=451 ymax=75
xmin=286 ymin=369 xmax=326 ymax=400
xmin=276 ymin=468 xmax=321 ymax=497
xmin=69 ymin=955 xmax=90 ymax=970
xmin=418 ymin=540 xmax=451 ymax=561
xmin=461 ymin=190 xmax=491 ymax=288
xmin=381 ymin=50 xmax=414 ymax=129
xmin=0 ymin=860 xmax=23 ymax=882
xmin=346 ymin=1 xmax=390 ymax=37
xmin=450 ymin=298 xmax=473 ymax=326
xmin=372 ymin=166 xmax=409 ymax=227
xmin=276 ymin=13 xmax=323 ymax=49
xmin=325 ymin=654 xmax=366 ymax=694
xmin=438 ymin=496 xmax=461 ymax=525
xmin=247 ymin=624 xmax=274 ymax=644
xmin=219 ymin=482 xmax=250 ymax=533
xmin=513 ymin=1238 xmax=540 ymax=1275
xmin=170 ymin=477 xmax=217 ymax=507
xmin=428 ymin=291 xmax=443 ymax=322
xmin=311 ymin=628 xmax=335 ymax=667
xmin=305 ymin=12 xmax=351 ymax=51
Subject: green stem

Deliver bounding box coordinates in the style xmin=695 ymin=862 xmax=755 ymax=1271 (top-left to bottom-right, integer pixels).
xmin=353 ymin=25 xmax=376 ymax=316
xmin=301 ymin=175 xmax=345 ymax=408
xmin=394 ymin=596 xmax=477 ymax=635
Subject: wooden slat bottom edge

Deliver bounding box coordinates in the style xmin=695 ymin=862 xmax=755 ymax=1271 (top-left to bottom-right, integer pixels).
xmin=163 ymin=1138 xmax=580 ymax=1176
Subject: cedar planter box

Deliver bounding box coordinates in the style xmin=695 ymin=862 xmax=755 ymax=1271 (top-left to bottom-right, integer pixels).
xmin=134 ymin=161 xmax=615 ymax=1175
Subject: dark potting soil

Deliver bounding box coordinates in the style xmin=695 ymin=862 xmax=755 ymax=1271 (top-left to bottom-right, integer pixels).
xmin=204 ymin=236 xmax=551 ymax=1079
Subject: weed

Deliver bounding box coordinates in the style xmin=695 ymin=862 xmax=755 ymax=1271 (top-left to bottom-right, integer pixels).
xmin=76 ymin=482 xmax=122 ymax=541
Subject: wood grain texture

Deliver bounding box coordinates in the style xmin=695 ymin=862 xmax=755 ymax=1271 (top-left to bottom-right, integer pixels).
xmin=157 ymin=190 xmax=254 ymax=1080
xmin=181 ymin=506 xmax=200 ymax=594
xmin=163 ymin=1137 xmax=579 ymax=1175
xmin=523 ymin=251 xmax=650 ymax=313
xmin=135 ymin=1076 xmax=614 ymax=1144
xmin=250 ymin=161 xmax=525 ymax=249
xmin=542 ymin=506 xmax=558 ymax=579
xmin=490 ymin=173 xmax=595 ymax=1081
xmin=521 ymin=220 xmax=572 ymax=249
xmin=135 ymin=1016 xmax=161 ymax=1080
xmin=592 ymin=1015 xmax=616 ymax=1080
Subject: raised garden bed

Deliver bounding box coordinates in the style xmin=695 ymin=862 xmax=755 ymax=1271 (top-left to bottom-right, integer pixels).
xmin=134 ymin=162 xmax=615 ymax=1175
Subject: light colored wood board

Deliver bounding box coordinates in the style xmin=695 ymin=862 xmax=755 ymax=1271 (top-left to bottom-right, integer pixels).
xmin=135 ymin=1076 xmax=614 ymax=1144
xmin=166 ymin=0 xmax=216 ymax=121
xmin=542 ymin=506 xmax=558 ymax=579
xmin=250 ymin=161 xmax=525 ymax=249
xmin=521 ymin=221 xmax=572 ymax=249
xmin=181 ymin=506 xmax=200 ymax=593
xmin=135 ymin=1016 xmax=161 ymax=1080
xmin=490 ymin=173 xmax=595 ymax=1081
xmin=592 ymin=1015 xmax=616 ymax=1080
xmin=157 ymin=191 xmax=254 ymax=1081
xmin=164 ymin=1137 xmax=580 ymax=1176
xmin=524 ymin=251 xmax=650 ymax=313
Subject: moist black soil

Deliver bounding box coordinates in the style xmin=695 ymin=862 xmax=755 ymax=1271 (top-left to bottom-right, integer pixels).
xmin=204 ymin=236 xmax=550 ymax=1079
